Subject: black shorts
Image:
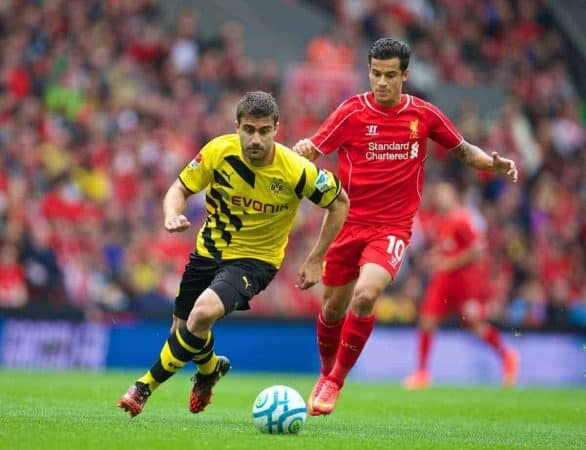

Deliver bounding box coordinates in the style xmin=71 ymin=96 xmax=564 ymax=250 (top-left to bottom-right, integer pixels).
xmin=174 ymin=253 xmax=278 ymax=320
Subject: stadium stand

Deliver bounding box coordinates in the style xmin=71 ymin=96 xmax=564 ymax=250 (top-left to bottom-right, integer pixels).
xmin=0 ymin=0 xmax=584 ymax=331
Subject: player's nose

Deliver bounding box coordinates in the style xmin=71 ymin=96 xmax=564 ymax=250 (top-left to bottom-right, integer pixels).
xmin=250 ymin=132 xmax=262 ymax=144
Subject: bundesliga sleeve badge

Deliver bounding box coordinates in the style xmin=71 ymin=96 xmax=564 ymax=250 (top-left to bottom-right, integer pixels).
xmin=188 ymin=152 xmax=203 ymax=169
xmin=314 ymin=169 xmax=334 ymax=193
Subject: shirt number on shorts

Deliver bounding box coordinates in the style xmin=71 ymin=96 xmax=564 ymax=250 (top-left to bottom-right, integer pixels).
xmin=386 ymin=235 xmax=406 ymax=262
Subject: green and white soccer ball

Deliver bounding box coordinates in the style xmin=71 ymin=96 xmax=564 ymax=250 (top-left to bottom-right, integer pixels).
xmin=252 ymin=385 xmax=307 ymax=434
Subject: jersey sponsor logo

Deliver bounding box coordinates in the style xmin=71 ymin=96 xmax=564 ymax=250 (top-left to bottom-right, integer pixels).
xmin=231 ymin=195 xmax=289 ymax=213
xmin=367 ymin=151 xmax=409 ymax=161
xmin=410 ymin=119 xmax=419 ymax=139
xmin=365 ymin=124 xmax=379 ymax=136
xmin=269 ymin=178 xmax=286 ymax=195
xmin=366 ymin=141 xmax=421 ymax=161
xmin=410 ymin=142 xmax=419 ymax=159
xmin=314 ymin=169 xmax=334 ymax=192
xmin=368 ymin=142 xmax=410 ymax=151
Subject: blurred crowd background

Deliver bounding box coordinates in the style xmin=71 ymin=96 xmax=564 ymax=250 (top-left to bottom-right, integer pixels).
xmin=0 ymin=0 xmax=584 ymax=330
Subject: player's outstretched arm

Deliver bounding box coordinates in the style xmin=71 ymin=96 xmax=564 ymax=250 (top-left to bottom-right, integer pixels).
xmin=296 ymin=189 xmax=349 ymax=289
xmin=163 ymin=179 xmax=192 ymax=233
xmin=452 ymin=141 xmax=518 ymax=183
xmin=292 ymin=138 xmax=320 ymax=162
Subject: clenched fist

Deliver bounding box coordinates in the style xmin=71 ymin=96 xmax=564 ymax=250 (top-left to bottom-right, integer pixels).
xmin=165 ymin=214 xmax=191 ymax=232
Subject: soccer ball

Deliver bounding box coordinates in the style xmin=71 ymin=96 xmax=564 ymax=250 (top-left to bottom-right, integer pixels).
xmin=252 ymin=385 xmax=307 ymax=434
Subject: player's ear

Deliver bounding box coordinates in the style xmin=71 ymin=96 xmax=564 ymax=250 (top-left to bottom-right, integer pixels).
xmin=273 ymin=121 xmax=279 ymax=136
xmin=234 ymin=120 xmax=240 ymax=132
xmin=402 ymin=68 xmax=409 ymax=82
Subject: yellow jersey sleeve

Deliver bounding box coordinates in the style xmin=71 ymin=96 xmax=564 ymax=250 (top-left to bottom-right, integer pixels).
xmin=178 ymin=141 xmax=215 ymax=193
xmin=300 ymin=160 xmax=341 ymax=208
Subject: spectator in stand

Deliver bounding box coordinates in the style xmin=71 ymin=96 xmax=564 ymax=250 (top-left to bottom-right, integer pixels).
xmin=0 ymin=243 xmax=28 ymax=308
xmin=508 ymin=278 xmax=548 ymax=328
xmin=0 ymin=0 xmax=582 ymax=331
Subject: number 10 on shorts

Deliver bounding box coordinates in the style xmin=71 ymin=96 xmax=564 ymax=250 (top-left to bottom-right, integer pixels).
xmin=387 ymin=235 xmax=406 ymax=267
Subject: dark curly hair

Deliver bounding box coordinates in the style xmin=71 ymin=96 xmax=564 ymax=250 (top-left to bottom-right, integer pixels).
xmin=368 ymin=38 xmax=411 ymax=71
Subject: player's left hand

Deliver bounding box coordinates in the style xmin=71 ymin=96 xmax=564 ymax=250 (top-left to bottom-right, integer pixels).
xmin=492 ymin=152 xmax=518 ymax=183
xmin=295 ymin=259 xmax=322 ymax=290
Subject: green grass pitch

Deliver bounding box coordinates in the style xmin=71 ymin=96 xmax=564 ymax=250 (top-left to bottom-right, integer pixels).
xmin=0 ymin=370 xmax=583 ymax=450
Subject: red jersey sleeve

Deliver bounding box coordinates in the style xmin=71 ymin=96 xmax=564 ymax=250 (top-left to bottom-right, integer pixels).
xmin=454 ymin=211 xmax=480 ymax=250
xmin=309 ymin=96 xmax=363 ymax=155
xmin=415 ymin=97 xmax=464 ymax=150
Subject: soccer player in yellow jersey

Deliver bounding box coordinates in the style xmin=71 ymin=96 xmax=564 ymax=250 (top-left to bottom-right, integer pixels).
xmin=118 ymin=91 xmax=349 ymax=417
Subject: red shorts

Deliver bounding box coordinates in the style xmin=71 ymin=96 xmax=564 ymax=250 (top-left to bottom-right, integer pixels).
xmin=420 ymin=272 xmax=486 ymax=322
xmin=322 ymin=222 xmax=411 ymax=286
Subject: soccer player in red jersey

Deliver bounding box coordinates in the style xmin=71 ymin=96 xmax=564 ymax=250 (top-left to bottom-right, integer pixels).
xmin=293 ymin=37 xmax=518 ymax=415
xmin=403 ymin=181 xmax=519 ymax=390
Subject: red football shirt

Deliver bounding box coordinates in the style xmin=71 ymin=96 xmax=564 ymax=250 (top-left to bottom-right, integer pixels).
xmin=310 ymin=92 xmax=463 ymax=227
xmin=434 ymin=207 xmax=483 ymax=278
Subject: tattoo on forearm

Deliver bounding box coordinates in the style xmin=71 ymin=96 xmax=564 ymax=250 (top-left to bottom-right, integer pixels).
xmin=452 ymin=142 xmax=474 ymax=165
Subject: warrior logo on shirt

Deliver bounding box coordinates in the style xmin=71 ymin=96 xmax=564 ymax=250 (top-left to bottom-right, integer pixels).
xmin=365 ymin=124 xmax=379 ymax=136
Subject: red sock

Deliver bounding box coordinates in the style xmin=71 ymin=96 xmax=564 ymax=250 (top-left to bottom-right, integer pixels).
xmin=316 ymin=311 xmax=346 ymax=375
xmin=481 ymin=325 xmax=506 ymax=358
xmin=417 ymin=330 xmax=433 ymax=371
xmin=328 ymin=311 xmax=375 ymax=387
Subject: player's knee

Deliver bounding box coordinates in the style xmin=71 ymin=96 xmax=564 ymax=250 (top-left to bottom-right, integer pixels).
xmin=351 ymin=285 xmax=379 ymax=315
xmin=321 ymin=298 xmax=348 ymax=322
xmin=187 ymin=302 xmax=221 ymax=331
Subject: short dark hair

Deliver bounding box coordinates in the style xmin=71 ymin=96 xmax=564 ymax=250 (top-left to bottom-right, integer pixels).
xmin=368 ymin=38 xmax=411 ymax=71
xmin=236 ymin=91 xmax=279 ymax=124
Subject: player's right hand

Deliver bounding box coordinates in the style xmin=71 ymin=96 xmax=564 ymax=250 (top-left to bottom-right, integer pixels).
xmin=295 ymin=256 xmax=322 ymax=290
xmin=292 ymin=138 xmax=318 ymax=161
xmin=164 ymin=214 xmax=191 ymax=233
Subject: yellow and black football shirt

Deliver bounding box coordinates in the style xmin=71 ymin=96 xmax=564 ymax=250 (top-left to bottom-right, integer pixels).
xmin=178 ymin=134 xmax=341 ymax=268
